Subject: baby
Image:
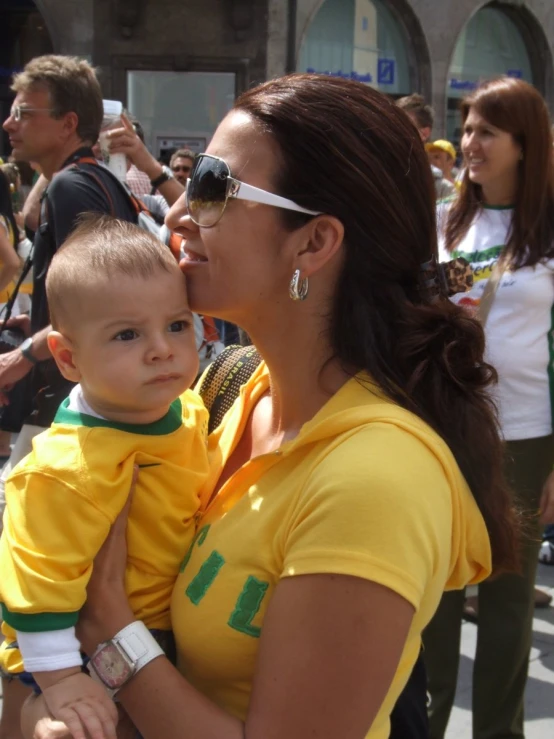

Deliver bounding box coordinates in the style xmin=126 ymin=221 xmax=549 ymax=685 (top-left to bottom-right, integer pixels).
xmin=0 ymin=215 xmax=209 ymax=738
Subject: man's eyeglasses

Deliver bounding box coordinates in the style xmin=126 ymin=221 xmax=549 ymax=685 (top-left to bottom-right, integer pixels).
xmin=10 ymin=105 xmax=55 ymax=122
xmin=185 ymin=153 xmax=321 ymax=228
xmin=171 ymin=165 xmax=192 ymax=174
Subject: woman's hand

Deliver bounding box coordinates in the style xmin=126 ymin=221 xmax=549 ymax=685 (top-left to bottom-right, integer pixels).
xmin=539 ymin=469 xmax=554 ymax=525
xmin=76 ymin=468 xmax=137 ymax=655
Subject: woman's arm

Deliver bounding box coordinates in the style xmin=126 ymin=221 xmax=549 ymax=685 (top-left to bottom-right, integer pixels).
xmin=25 ymin=570 xmax=414 ymax=739
xmin=0 ymin=222 xmax=20 ymax=293
xmin=118 ymin=574 xmax=414 ymax=739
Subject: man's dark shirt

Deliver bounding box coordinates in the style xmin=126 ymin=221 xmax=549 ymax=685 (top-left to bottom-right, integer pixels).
xmin=29 ymin=147 xmax=137 ymax=425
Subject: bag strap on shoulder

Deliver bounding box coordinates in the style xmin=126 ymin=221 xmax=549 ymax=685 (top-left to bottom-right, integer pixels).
xmin=476 ymin=258 xmax=507 ymax=326
xmin=198 ymin=344 xmax=262 ymax=433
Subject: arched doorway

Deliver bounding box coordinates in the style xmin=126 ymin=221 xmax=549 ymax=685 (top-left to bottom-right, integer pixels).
xmin=0 ymin=0 xmax=53 ymax=156
xmin=297 ymin=0 xmax=428 ymax=99
xmin=446 ymin=2 xmax=551 ymax=146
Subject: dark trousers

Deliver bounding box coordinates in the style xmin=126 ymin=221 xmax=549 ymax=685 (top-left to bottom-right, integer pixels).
xmin=423 ymin=435 xmax=553 ymax=739
xmin=390 ymin=651 xmax=429 ymax=738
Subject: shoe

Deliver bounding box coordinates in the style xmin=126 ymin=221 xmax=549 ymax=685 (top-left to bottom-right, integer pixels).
xmin=462 ymin=595 xmax=478 ymax=623
xmin=539 ymin=540 xmax=554 ymax=565
xmin=534 ymin=587 xmax=552 ymax=608
xmin=462 ymin=588 xmax=552 ymax=623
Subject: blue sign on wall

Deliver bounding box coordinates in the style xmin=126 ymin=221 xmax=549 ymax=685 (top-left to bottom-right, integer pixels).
xmin=377 ymin=59 xmax=395 ymax=86
xmin=507 ymin=69 xmax=522 ymax=78
xmin=306 ymin=67 xmax=373 ymax=83
xmin=362 ymin=16 xmax=368 ymax=31
xmin=450 ymin=79 xmax=478 ymax=91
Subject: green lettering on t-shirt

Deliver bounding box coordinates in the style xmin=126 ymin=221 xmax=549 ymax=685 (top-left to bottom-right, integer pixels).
xmin=228 ymin=576 xmax=269 ymax=638
xmin=452 ymin=244 xmax=503 ymax=263
xmin=185 ymin=550 xmax=225 ymax=605
xmin=179 ymin=524 xmax=210 ymax=573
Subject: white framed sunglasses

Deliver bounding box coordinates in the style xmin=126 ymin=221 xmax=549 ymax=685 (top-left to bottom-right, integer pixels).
xmin=185 ymin=153 xmax=321 ymax=228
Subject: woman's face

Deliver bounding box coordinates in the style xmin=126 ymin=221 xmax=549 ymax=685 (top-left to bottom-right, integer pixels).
xmin=166 ymin=111 xmax=307 ymax=324
xmin=461 ymin=108 xmax=522 ymax=190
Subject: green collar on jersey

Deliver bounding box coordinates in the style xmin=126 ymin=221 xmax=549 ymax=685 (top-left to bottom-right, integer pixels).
xmin=54 ymin=397 xmax=183 ymax=435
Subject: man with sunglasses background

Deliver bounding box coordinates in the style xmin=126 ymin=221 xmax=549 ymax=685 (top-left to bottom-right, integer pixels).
xmin=170 ymin=148 xmax=195 ymax=186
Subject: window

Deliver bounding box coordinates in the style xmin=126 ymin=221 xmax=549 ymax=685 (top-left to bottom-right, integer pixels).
xmin=298 ymin=0 xmax=410 ymax=96
xmin=127 ymin=71 xmax=236 ymax=160
xmin=446 ymin=7 xmax=532 ymax=145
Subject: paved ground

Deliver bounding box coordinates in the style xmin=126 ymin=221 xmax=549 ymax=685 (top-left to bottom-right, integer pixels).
xmin=446 ymin=563 xmax=554 ymax=738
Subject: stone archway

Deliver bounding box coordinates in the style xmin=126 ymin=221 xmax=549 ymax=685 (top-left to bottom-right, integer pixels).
xmin=296 ymin=0 xmax=432 ymax=100
xmin=488 ymin=0 xmax=554 ymax=106
xmin=33 ymin=0 xmax=94 ymax=58
xmin=443 ymin=0 xmax=554 ymax=143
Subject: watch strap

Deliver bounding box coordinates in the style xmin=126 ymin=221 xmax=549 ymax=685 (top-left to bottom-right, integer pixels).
xmin=20 ymin=338 xmax=39 ymax=364
xmin=89 ymin=621 xmax=164 ymax=696
xmin=150 ymin=166 xmax=172 ymax=189
xmin=113 ymin=621 xmax=164 ymax=673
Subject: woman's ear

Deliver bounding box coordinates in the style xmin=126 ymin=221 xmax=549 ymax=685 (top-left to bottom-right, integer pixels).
xmin=294 ymin=215 xmax=345 ymax=278
xmin=47 ymin=331 xmax=81 ymax=382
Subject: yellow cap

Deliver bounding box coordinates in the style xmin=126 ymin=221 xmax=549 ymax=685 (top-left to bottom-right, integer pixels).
xmin=425 ymin=139 xmax=456 ymax=161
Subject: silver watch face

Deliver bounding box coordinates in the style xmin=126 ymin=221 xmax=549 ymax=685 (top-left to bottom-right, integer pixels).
xmin=90 ymin=643 xmax=134 ymax=689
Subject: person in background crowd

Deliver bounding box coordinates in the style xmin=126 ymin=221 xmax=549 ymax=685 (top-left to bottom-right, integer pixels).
xmin=0 ymin=169 xmax=23 ymax=313
xmin=0 ymin=169 xmax=24 ymax=464
xmin=96 ymin=112 xmax=184 ymax=223
xmin=396 ymin=94 xmax=456 ymax=200
xmin=425 ymin=140 xmax=459 ymax=189
xmin=169 ymin=148 xmax=194 ymax=186
xmin=125 ymin=116 xmax=157 ymax=197
xmin=0 ymin=163 xmax=33 ymax=314
xmin=0 ymin=164 xmax=22 ymax=217
xmin=25 ymin=73 xmax=518 ymax=739
xmin=427 ymin=76 xmax=554 ymax=739
xmin=12 ymin=160 xmax=37 ymax=206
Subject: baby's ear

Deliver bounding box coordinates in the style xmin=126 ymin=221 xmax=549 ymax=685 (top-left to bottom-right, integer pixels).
xmin=47 ymin=331 xmax=81 ymax=382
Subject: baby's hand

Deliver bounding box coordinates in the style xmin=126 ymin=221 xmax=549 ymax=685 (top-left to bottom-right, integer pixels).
xmin=41 ymin=671 xmax=118 ymax=739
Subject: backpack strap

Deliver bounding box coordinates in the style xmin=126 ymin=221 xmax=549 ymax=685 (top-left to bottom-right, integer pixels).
xmin=197 ymin=344 xmax=262 ymax=433
xmin=70 ymin=163 xmax=117 ymax=217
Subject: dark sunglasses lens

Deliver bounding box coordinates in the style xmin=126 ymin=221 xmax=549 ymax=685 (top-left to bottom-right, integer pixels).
xmin=187 ymin=156 xmax=229 ymax=227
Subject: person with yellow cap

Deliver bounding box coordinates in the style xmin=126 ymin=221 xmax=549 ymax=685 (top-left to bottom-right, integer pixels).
xmin=426 ymin=140 xmax=460 ymax=189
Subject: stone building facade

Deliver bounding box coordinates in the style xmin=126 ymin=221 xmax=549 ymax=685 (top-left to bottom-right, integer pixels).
xmin=2 ymin=0 xmax=554 ymax=154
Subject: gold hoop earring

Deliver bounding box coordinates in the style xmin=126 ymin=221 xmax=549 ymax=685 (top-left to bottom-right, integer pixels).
xmin=289 ymin=269 xmax=309 ymax=301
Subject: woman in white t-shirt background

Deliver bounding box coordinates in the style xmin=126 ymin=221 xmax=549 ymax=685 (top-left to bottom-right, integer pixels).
xmin=426 ymin=76 xmax=554 ymax=739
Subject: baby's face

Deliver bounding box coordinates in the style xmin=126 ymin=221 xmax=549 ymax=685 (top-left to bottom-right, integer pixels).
xmin=70 ymin=267 xmax=198 ymax=421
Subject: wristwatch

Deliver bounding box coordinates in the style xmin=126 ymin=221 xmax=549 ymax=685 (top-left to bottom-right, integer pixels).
xmin=88 ymin=621 xmax=164 ymax=694
xmin=150 ymin=165 xmax=173 ymax=189
xmin=20 ymin=337 xmax=39 ymax=365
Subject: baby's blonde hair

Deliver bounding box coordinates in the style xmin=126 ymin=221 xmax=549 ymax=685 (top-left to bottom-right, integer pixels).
xmin=46 ymin=214 xmax=180 ymax=331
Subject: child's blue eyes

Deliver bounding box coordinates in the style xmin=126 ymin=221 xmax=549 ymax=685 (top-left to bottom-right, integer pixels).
xmin=169 ymin=320 xmax=187 ymax=333
xmin=114 ymin=329 xmax=138 ymax=341
xmin=113 ymin=322 xmax=189 ymax=341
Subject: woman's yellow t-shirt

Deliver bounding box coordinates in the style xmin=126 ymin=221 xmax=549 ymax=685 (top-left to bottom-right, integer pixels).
xmin=171 ymin=364 xmax=491 ymax=738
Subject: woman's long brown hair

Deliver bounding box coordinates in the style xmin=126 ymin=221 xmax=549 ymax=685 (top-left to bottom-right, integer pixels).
xmin=445 ymin=76 xmax=554 ymax=267
xmin=235 ymin=74 xmax=519 ymax=574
